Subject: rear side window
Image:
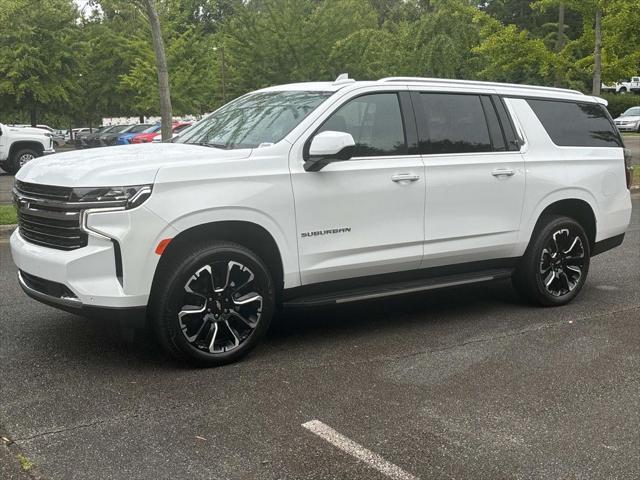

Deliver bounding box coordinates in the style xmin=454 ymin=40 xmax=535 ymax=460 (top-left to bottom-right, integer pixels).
xmin=417 ymin=93 xmax=492 ymax=154
xmin=318 ymin=93 xmax=407 ymax=157
xmin=527 ymin=99 xmax=622 ymax=147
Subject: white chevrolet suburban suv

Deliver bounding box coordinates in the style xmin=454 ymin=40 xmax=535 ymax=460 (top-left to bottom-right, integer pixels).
xmin=0 ymin=123 xmax=55 ymax=174
xmin=11 ymin=77 xmax=633 ymax=366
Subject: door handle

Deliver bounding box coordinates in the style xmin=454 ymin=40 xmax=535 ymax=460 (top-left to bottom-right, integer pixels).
xmin=491 ymin=168 xmax=515 ymax=177
xmin=391 ymin=173 xmax=420 ymax=183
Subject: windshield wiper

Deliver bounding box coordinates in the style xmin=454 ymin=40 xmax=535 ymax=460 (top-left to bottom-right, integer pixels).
xmin=192 ymin=142 xmax=229 ymax=149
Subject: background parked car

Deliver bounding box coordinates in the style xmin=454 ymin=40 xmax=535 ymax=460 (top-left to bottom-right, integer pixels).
xmin=151 ymin=121 xmax=193 ymax=142
xmin=614 ymin=106 xmax=640 ymax=132
xmin=76 ymin=126 xmax=108 ymax=148
xmin=81 ymin=125 xmax=121 ymax=148
xmin=0 ymin=123 xmax=55 ymax=174
xmin=131 ymin=124 xmax=162 ymax=143
xmin=98 ymin=124 xmax=134 ymax=146
xmin=11 ymin=124 xmax=66 ymax=148
xmin=116 ymin=124 xmax=155 ymax=145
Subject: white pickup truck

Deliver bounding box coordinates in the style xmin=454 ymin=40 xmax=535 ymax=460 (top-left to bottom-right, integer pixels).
xmin=0 ymin=123 xmax=55 ymax=175
xmin=602 ymin=76 xmax=640 ymax=94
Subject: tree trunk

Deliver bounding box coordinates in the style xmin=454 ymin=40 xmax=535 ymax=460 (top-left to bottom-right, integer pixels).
xmin=554 ymin=2 xmax=565 ymax=87
xmin=30 ymin=108 xmax=36 ymax=127
xmin=220 ymin=46 xmax=226 ymax=103
xmin=592 ymin=7 xmax=602 ymax=96
xmin=144 ymin=0 xmax=172 ymax=141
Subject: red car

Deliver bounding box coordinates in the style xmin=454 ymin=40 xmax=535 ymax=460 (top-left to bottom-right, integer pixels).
xmin=132 ymin=122 xmax=192 ymax=143
xmin=130 ymin=124 xmax=160 ymax=144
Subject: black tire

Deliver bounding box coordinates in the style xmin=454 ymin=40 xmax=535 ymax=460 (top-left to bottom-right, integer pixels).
xmin=512 ymin=215 xmax=590 ymax=307
xmin=152 ymin=240 xmax=274 ymax=366
xmin=2 ymin=159 xmax=17 ymax=175
xmin=10 ymin=148 xmax=40 ymax=174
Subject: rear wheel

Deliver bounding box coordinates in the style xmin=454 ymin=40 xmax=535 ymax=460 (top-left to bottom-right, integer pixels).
xmin=153 ymin=241 xmax=274 ymax=366
xmin=513 ymin=215 xmax=590 ymax=306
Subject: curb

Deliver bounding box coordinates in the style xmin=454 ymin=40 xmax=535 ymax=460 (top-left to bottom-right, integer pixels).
xmin=0 ymin=225 xmax=16 ymax=240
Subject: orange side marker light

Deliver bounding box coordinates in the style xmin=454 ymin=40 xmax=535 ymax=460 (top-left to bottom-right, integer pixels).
xmin=155 ymin=238 xmax=173 ymax=255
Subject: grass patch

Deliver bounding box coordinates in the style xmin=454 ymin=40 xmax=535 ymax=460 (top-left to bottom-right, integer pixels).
xmin=633 ymin=167 xmax=640 ymax=187
xmin=0 ymin=205 xmax=17 ymax=225
xmin=17 ymin=453 xmax=34 ymax=472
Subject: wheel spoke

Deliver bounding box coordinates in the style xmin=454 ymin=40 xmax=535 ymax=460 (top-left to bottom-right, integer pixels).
xmin=224 ymin=320 xmax=240 ymax=348
xmin=229 ymin=310 xmax=258 ymax=329
xmin=184 ymin=265 xmax=214 ymax=299
xmin=559 ymin=271 xmax=573 ymax=293
xmin=233 ymin=292 xmax=262 ymax=306
xmin=208 ymin=322 xmax=219 ymax=353
xmin=178 ymin=305 xmax=207 ymax=342
xmin=544 ymin=270 xmax=556 ymax=287
xmin=563 ymin=236 xmax=582 ymax=255
xmin=566 ymin=265 xmax=582 ymax=275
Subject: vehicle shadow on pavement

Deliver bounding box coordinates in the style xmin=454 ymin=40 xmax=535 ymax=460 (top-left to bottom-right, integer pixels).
xmin=18 ymin=279 xmax=521 ymax=369
xmin=269 ymin=279 xmax=521 ymax=341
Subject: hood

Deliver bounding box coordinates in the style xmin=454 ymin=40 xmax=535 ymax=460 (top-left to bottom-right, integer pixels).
xmin=7 ymin=126 xmax=49 ymax=136
xmin=16 ymin=143 xmax=252 ymax=187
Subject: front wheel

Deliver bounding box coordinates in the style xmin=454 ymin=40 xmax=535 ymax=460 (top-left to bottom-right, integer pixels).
xmin=152 ymin=241 xmax=275 ymax=366
xmin=513 ymin=215 xmax=590 ymax=307
xmin=7 ymin=148 xmax=40 ymax=174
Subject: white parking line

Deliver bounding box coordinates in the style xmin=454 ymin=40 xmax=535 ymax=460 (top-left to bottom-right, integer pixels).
xmin=302 ymin=420 xmax=418 ymax=480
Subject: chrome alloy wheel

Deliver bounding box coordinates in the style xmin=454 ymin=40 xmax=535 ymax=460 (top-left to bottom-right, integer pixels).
xmin=178 ymin=261 xmax=263 ymax=354
xmin=18 ymin=152 xmax=35 ymax=167
xmin=539 ymin=228 xmax=585 ymax=297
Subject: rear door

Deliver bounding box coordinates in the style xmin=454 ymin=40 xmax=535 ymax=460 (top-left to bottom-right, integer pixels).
xmin=412 ymin=90 xmax=525 ymax=267
xmin=290 ymin=90 xmax=426 ymax=285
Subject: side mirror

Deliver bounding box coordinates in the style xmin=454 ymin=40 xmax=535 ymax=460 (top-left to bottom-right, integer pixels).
xmin=304 ymin=130 xmax=355 ymax=172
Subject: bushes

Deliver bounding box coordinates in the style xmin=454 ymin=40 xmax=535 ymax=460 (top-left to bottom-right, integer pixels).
xmin=601 ymin=93 xmax=640 ymax=118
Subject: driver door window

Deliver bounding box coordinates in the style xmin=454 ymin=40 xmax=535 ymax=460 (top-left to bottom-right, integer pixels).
xmin=318 ymin=93 xmax=407 ymax=157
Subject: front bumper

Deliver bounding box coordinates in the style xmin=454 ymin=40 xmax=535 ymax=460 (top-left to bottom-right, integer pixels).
xmin=616 ymin=123 xmax=639 ymax=132
xmin=10 ymin=205 xmax=178 ymax=312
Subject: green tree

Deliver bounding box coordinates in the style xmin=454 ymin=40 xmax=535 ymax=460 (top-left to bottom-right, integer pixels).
xmin=0 ymin=0 xmax=78 ymax=125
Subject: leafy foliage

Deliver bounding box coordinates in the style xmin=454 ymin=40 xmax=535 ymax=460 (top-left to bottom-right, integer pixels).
xmin=0 ymin=0 xmax=638 ymax=127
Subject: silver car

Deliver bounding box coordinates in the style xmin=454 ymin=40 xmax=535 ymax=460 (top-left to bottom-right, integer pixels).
xmin=614 ymin=106 xmax=640 ymax=132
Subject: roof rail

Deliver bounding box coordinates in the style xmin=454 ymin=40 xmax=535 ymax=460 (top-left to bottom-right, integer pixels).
xmin=378 ymin=77 xmax=584 ymax=96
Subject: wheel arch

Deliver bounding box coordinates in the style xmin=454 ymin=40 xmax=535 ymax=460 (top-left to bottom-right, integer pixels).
xmin=530 ymin=198 xmax=597 ymax=251
xmin=9 ymin=141 xmax=45 ymax=159
xmin=149 ymin=220 xmax=286 ymax=306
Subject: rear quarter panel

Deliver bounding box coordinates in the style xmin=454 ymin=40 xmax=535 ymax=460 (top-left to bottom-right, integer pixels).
xmin=506 ymin=98 xmax=632 ymax=255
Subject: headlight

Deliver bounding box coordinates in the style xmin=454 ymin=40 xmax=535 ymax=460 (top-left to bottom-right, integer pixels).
xmin=70 ymin=185 xmax=153 ymax=209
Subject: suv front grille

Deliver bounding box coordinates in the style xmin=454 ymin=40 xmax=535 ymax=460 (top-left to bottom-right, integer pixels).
xmin=14 ymin=181 xmax=88 ymax=251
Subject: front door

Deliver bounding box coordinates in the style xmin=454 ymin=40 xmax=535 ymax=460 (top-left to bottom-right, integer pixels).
xmin=290 ymin=92 xmax=426 ymax=285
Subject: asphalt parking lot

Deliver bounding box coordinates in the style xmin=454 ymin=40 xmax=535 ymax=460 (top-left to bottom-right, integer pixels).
xmin=0 ymin=196 xmax=638 ymax=479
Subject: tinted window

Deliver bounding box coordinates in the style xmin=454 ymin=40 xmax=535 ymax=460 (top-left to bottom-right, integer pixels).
xmin=318 ymin=93 xmax=407 ymax=157
xmin=418 ymin=93 xmax=492 ymax=154
xmin=527 ymin=99 xmax=622 ymax=147
xmin=480 ymin=96 xmax=506 ymax=151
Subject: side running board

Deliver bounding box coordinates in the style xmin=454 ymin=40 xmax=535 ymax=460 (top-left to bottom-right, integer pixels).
xmin=284 ymin=269 xmax=513 ymax=308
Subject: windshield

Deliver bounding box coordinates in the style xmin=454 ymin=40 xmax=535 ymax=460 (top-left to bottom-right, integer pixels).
xmin=176 ymin=90 xmax=332 ymax=149
xmin=110 ymin=125 xmax=131 ymax=134
xmin=128 ymin=124 xmax=153 ymax=133
xmin=142 ymin=124 xmax=161 ymax=134
xmin=622 ymin=107 xmax=640 ymax=116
